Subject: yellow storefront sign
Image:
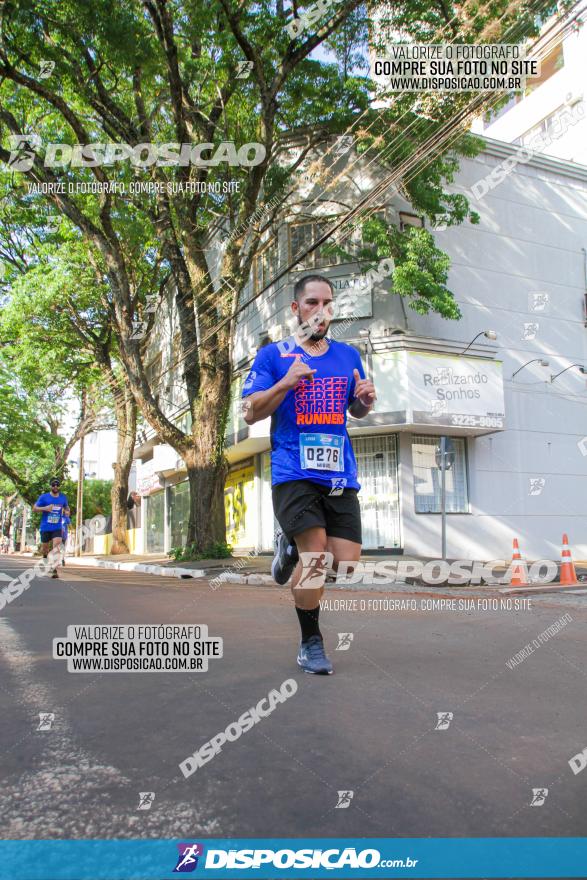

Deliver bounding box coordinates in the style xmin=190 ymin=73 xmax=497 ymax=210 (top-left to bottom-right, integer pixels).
xmin=224 ymin=464 xmax=256 ymax=548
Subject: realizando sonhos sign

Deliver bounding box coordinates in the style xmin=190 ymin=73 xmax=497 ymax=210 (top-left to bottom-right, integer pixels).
xmin=373 ymin=350 xmax=505 ymax=432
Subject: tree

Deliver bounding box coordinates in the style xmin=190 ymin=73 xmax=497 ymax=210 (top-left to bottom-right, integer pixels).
xmin=0 ymin=353 xmax=76 ymax=503
xmin=0 ymin=0 xmax=558 ymax=552
xmin=0 ymin=234 xmax=137 ymax=552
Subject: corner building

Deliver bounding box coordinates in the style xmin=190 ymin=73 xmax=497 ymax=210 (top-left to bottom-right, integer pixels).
xmin=134 ymin=134 xmax=587 ymax=562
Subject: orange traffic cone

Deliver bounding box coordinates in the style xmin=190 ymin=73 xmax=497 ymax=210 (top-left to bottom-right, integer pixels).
xmin=559 ymin=533 xmax=579 ymax=585
xmin=509 ymin=538 xmax=529 ymax=586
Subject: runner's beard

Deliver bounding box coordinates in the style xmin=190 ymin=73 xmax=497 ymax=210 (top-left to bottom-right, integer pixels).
xmin=298 ymin=315 xmax=329 ymax=342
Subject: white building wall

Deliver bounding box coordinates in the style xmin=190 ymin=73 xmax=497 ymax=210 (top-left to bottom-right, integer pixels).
xmin=69 ymin=428 xmax=118 ymax=481
xmin=224 ymin=140 xmax=587 ymax=561
xmin=471 ymin=7 xmax=587 ymax=165
xmin=403 ymin=143 xmax=587 ymax=560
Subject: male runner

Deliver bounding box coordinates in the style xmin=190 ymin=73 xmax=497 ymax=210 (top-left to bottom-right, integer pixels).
xmin=33 ymin=478 xmax=70 ymax=578
xmin=242 ymin=275 xmax=376 ymax=675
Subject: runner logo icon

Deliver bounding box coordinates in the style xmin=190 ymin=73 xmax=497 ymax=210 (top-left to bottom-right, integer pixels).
xmin=173 ymin=843 xmax=204 ymax=872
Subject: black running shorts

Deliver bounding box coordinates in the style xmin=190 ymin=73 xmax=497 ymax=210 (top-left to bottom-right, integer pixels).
xmin=40 ymin=529 xmax=62 ymax=543
xmin=272 ymin=480 xmax=362 ymax=544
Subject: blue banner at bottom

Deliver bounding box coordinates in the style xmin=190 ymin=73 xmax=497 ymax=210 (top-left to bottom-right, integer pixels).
xmin=0 ymin=838 xmax=586 ymax=880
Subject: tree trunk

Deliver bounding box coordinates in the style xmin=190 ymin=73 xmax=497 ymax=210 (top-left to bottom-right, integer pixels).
xmin=4 ymin=503 xmax=14 ymax=541
xmin=184 ymin=450 xmax=228 ymax=552
xmin=182 ymin=369 xmax=230 ymax=552
xmin=110 ymin=385 xmax=138 ymax=555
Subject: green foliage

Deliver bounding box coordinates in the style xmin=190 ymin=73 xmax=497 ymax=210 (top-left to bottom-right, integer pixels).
xmin=168 ymin=541 xmax=233 ymax=562
xmin=390 ymin=227 xmax=458 ymax=318
xmin=0 ymin=0 xmax=555 ymax=337
xmin=76 ymin=479 xmax=113 ymax=522
xmin=0 ymin=356 xmax=65 ymax=502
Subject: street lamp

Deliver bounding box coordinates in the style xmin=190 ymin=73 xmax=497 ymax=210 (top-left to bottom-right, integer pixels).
xmin=460 ymin=329 xmax=497 ymax=355
xmin=550 ymin=364 xmax=587 ymax=382
xmin=511 ymin=358 xmax=550 ymax=380
xmin=358 ymin=328 xmax=374 ymax=382
xmin=358 ymin=327 xmax=373 ymax=348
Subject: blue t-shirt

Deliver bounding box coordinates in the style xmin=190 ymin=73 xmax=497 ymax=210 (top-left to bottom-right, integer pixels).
xmin=35 ymin=492 xmax=69 ymax=531
xmin=242 ymin=338 xmax=366 ymax=489
xmin=61 ymin=514 xmax=71 ymax=537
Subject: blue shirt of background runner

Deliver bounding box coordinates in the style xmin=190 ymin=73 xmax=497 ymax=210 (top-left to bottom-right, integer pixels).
xmin=34 ymin=492 xmax=69 ymax=531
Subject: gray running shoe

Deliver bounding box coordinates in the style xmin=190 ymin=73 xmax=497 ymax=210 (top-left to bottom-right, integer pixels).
xmin=271 ymin=529 xmax=299 ymax=585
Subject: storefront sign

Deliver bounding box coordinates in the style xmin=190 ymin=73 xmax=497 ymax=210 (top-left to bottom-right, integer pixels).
xmin=372 ymin=350 xmax=505 ymax=433
xmin=224 ymin=464 xmax=255 ymax=547
xmin=137 ymin=460 xmax=163 ymax=496
xmin=330 ymin=276 xmax=373 ymax=319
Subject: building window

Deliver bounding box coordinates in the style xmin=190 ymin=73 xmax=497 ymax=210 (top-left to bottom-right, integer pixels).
xmin=165 ymin=332 xmax=187 ymax=410
xmin=289 ymin=220 xmax=345 ymax=270
xmin=288 ymin=213 xmax=387 ymax=270
xmin=519 ymin=100 xmax=582 ymax=146
xmin=253 ymin=237 xmax=279 ymax=293
xmin=525 ymin=41 xmax=564 ymax=94
xmin=145 ymin=490 xmax=165 ymax=553
xmin=169 ymin=480 xmax=190 ymax=550
xmin=411 ymin=435 xmax=469 ymax=513
xmin=145 ymin=354 xmax=162 ymax=403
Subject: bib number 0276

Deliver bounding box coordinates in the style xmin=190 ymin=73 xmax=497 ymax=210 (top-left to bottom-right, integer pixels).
xmin=299 ymin=434 xmax=344 ymax=471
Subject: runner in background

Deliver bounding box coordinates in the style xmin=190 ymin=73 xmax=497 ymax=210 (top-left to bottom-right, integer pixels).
xmin=241 ymin=275 xmax=376 ymax=675
xmin=33 ymin=478 xmax=70 ymax=578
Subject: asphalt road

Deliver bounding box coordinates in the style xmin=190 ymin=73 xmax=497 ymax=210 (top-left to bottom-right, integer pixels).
xmin=1 ymin=556 xmax=586 ymax=844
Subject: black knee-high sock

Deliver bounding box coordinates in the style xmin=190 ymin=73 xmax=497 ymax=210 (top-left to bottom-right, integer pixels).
xmin=296 ymin=605 xmax=322 ymax=642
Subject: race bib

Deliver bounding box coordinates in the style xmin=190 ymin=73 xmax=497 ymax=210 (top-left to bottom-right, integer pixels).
xmin=47 ymin=505 xmax=61 ymax=524
xmin=299 ymin=433 xmax=344 ymax=471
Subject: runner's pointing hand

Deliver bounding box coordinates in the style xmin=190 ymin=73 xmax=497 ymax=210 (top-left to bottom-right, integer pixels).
xmin=353 ymin=368 xmax=377 ymax=406
xmin=281 ymin=358 xmax=317 ymax=390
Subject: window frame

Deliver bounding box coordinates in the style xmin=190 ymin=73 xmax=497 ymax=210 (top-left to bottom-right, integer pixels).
xmin=411 ymin=434 xmax=470 ymax=515
xmin=288 ymin=217 xmax=347 ymax=270
xmin=288 ymin=212 xmax=388 ymax=271
xmin=253 ymin=236 xmax=279 ymax=294
xmin=145 ymin=353 xmax=162 ymax=399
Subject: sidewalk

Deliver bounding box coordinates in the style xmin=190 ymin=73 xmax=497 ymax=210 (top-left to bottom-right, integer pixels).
xmin=64 ymin=550 xmax=425 ymax=585
xmin=55 ymin=550 xmax=587 ymax=591
xmin=60 ymin=550 xmax=346 ymax=585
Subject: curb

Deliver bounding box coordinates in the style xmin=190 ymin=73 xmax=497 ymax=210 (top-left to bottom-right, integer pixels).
xmin=66 ymin=556 xmax=276 ymax=584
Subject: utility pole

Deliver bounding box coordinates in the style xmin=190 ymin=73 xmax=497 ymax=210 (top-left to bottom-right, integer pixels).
xmin=75 ymin=391 xmax=87 ymax=557
xmin=75 ymin=432 xmax=85 ymax=556
xmin=20 ymin=504 xmax=28 ymax=552
xmin=440 ymin=435 xmax=447 ymax=560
